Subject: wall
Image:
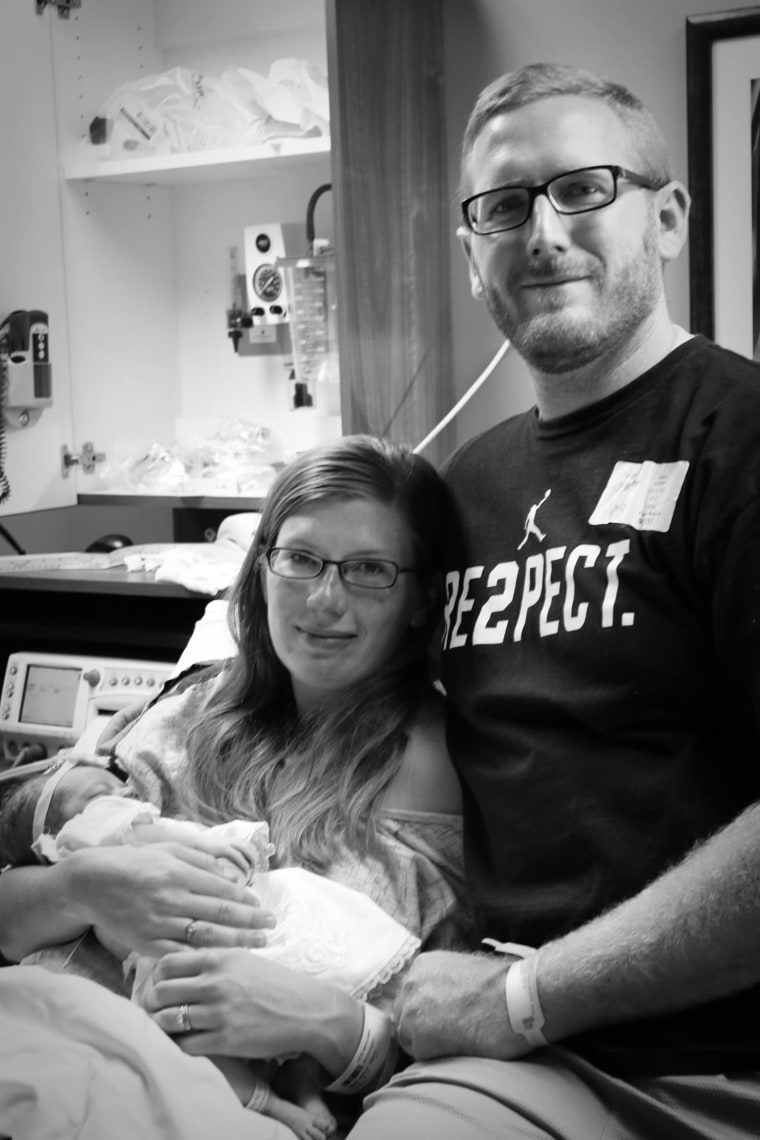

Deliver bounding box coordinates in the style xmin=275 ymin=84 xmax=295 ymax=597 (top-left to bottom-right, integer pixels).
xmin=442 ymin=0 xmax=760 ymax=447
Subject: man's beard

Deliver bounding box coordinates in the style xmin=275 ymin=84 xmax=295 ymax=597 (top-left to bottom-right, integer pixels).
xmin=483 ymin=226 xmax=662 ymax=375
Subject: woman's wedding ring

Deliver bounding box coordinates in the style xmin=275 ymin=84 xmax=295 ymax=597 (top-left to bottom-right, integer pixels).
xmin=185 ymin=918 xmax=200 ymax=945
xmin=177 ymin=1003 xmax=192 ymax=1032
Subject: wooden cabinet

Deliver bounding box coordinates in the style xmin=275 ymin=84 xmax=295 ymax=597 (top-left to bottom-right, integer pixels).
xmin=327 ymin=0 xmax=454 ymax=461
xmin=0 ymin=0 xmax=453 ymax=522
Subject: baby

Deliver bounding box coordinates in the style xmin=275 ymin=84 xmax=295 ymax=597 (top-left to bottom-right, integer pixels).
xmin=0 ymin=757 xmax=416 ymax=1140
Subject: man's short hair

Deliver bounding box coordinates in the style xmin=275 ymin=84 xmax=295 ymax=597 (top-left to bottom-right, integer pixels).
xmin=461 ymin=62 xmax=672 ymax=193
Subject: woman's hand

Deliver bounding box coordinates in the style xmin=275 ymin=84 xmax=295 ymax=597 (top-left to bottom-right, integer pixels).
xmin=62 ymin=842 xmax=276 ymax=957
xmin=129 ymin=820 xmax=269 ymax=882
xmin=94 ymin=699 xmax=149 ymax=754
xmin=144 ymin=947 xmax=363 ymax=1075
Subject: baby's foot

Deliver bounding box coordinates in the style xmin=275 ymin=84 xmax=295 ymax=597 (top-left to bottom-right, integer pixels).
xmin=298 ymin=1090 xmax=337 ymax=1137
xmin=269 ymin=1097 xmax=336 ymax=1140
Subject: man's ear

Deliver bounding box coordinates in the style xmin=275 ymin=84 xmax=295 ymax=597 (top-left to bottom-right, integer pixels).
xmin=656 ymin=181 xmax=690 ymax=263
xmin=457 ymin=225 xmax=485 ymax=300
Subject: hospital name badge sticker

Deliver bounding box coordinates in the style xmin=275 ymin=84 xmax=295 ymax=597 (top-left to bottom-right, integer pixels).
xmin=589 ymin=460 xmax=689 ymax=533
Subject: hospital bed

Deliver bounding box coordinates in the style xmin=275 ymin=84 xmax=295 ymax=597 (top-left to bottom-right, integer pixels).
xmin=0 ymin=542 xmax=284 ymax=1138
xmin=0 ymin=514 xmax=256 ymax=786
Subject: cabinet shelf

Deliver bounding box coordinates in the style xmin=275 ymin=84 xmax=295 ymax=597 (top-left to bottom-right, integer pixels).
xmin=77 ymin=493 xmax=266 ymax=510
xmin=62 ymin=135 xmax=330 ymax=185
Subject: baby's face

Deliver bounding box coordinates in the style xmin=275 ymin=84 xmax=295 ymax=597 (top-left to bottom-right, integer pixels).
xmin=56 ymin=766 xmax=127 ymax=822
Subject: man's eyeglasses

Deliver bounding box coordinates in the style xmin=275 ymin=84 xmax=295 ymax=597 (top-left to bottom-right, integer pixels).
xmin=264 ymin=547 xmax=417 ymax=590
xmin=461 ymin=165 xmax=663 ymax=236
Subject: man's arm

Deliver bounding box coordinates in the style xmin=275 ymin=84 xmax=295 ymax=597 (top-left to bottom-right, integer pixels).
xmin=540 ymin=798 xmax=760 ymax=1038
xmin=396 ymin=800 xmax=760 ymax=1059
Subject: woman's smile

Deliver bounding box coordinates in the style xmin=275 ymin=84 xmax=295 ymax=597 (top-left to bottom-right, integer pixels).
xmin=297 ymin=625 xmax=356 ymax=646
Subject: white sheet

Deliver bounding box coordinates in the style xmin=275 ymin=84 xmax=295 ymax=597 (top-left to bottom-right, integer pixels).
xmin=0 ymin=965 xmax=296 ymax=1140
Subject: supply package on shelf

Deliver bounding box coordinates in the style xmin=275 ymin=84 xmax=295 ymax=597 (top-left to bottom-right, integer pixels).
xmin=83 ymin=60 xmax=329 ymax=161
xmin=91 ymin=420 xmax=283 ymax=498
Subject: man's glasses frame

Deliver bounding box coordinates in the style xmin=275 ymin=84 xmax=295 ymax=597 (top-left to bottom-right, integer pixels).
xmin=461 ymin=165 xmax=664 ymax=236
xmin=263 ymin=547 xmax=417 ymax=590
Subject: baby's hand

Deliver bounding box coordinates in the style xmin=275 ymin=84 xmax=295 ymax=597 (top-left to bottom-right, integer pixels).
xmin=130 ymin=822 xmax=260 ymax=881
xmin=200 ymin=838 xmax=273 ymax=882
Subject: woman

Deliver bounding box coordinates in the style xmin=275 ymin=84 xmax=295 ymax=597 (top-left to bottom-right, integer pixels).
xmin=0 ymin=435 xmax=465 ymax=1129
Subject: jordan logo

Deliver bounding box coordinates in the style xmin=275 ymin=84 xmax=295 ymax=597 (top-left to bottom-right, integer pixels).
xmin=517 ymin=489 xmax=552 ymax=550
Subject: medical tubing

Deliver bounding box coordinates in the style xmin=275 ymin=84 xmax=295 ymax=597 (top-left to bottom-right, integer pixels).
xmin=0 ymin=355 xmax=9 ymax=506
xmin=413 ymin=340 xmax=510 ymax=454
xmin=0 ymin=522 xmax=24 ymax=553
xmin=306 ymin=183 xmax=332 ymax=252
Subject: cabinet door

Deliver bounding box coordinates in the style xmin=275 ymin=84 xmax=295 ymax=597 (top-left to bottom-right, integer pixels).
xmin=0 ymin=4 xmax=76 ymax=517
xmin=327 ymin=0 xmax=454 ymax=466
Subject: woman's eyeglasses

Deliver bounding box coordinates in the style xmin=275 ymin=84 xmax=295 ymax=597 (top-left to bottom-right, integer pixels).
xmin=264 ymin=548 xmax=417 ymax=590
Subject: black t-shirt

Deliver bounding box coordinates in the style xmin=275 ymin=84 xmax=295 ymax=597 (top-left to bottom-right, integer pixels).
xmin=441 ymin=336 xmax=760 ymax=1073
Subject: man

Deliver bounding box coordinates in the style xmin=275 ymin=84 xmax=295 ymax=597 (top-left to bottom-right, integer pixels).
xmin=349 ymin=62 xmax=760 ymax=1139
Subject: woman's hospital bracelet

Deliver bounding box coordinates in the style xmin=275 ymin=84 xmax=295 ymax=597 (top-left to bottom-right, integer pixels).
xmin=505 ymin=954 xmax=548 ymax=1048
xmin=326 ymin=1003 xmax=397 ymax=1095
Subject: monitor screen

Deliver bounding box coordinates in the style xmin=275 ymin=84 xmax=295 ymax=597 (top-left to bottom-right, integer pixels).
xmin=19 ymin=664 xmax=81 ymax=728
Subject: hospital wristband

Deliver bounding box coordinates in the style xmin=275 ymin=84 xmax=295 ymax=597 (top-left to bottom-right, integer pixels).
xmin=326 ymin=1002 xmax=397 ymax=1095
xmin=505 ymin=953 xmax=548 ymax=1048
xmin=244 ymin=1079 xmax=271 ymax=1114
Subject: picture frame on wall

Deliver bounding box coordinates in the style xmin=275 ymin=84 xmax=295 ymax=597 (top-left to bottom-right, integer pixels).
xmin=686 ymin=6 xmax=760 ymax=361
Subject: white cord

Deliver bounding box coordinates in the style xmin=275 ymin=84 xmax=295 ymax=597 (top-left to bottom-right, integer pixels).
xmin=413 ymin=340 xmax=510 ymax=454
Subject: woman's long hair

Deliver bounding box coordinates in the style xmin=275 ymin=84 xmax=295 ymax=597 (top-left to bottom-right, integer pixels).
xmin=180 ymin=435 xmax=451 ymax=871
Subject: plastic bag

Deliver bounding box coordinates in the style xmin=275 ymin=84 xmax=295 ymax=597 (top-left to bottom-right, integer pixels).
xmin=94 ymin=420 xmax=281 ymax=497
xmin=87 ymin=61 xmax=329 ymax=158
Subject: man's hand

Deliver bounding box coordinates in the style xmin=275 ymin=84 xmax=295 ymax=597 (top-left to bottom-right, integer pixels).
xmin=395 ymin=950 xmax=537 ymax=1061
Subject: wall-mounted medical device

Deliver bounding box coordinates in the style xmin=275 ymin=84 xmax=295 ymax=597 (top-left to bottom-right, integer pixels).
xmin=0 ymin=652 xmax=174 ymax=764
xmin=277 ymin=246 xmax=340 ymax=415
xmin=245 ymin=223 xmax=291 ymax=326
xmin=226 ymin=223 xmax=295 ymax=357
xmin=0 ymin=310 xmax=52 ymax=430
xmin=225 ymin=185 xmax=339 ymax=413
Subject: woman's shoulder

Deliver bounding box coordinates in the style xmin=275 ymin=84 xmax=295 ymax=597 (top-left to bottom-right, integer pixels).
xmin=381 ymin=693 xmax=461 ymax=815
